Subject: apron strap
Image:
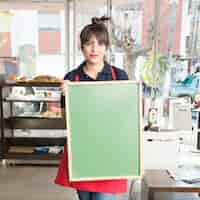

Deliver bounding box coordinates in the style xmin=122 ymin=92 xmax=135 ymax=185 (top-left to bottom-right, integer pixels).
xmin=74 ymin=74 xmax=80 ymax=81
xmin=110 ymin=65 xmax=116 ymax=80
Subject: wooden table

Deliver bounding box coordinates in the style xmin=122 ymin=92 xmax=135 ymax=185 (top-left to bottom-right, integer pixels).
xmin=143 ymin=170 xmax=200 ymax=200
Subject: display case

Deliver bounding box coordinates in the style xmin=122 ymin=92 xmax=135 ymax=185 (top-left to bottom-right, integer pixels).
xmin=0 ymin=82 xmax=66 ymax=161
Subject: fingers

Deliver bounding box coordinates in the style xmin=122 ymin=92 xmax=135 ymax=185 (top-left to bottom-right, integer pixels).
xmin=61 ymin=80 xmax=70 ymax=96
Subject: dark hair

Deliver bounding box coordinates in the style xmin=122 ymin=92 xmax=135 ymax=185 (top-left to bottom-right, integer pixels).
xmin=80 ymin=16 xmax=110 ymax=49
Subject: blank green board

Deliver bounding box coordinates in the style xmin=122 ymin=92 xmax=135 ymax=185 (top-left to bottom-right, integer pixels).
xmin=66 ymin=81 xmax=142 ymax=181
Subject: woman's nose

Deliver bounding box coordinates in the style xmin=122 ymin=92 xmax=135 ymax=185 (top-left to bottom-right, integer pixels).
xmin=91 ymin=42 xmax=99 ymax=51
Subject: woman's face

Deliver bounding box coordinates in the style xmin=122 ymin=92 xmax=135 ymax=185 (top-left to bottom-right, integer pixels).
xmin=82 ymin=35 xmax=106 ymax=65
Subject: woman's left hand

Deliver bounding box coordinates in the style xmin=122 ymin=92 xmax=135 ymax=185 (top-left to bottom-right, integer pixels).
xmin=61 ymin=80 xmax=70 ymax=96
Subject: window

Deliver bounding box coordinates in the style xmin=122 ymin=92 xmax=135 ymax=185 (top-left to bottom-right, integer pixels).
xmin=0 ymin=2 xmax=66 ymax=78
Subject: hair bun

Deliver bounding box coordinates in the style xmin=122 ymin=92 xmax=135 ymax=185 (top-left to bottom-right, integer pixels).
xmin=91 ymin=17 xmax=102 ymax=24
xmin=91 ymin=16 xmax=110 ymax=25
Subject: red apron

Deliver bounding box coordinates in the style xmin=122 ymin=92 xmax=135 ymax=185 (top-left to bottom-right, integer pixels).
xmin=54 ymin=66 xmax=127 ymax=193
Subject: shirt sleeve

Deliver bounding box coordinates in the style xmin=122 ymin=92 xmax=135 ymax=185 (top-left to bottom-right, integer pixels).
xmin=61 ymin=72 xmax=73 ymax=108
xmin=116 ymin=68 xmax=129 ymax=80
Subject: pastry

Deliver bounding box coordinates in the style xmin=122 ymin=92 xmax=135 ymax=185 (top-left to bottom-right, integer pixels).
xmin=16 ymin=76 xmax=27 ymax=82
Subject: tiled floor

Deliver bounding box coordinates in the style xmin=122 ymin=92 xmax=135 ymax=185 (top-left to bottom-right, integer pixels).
xmin=0 ymin=163 xmax=130 ymax=200
xmin=0 ymin=164 xmax=77 ymax=200
xmin=0 ymin=163 xmax=199 ymax=200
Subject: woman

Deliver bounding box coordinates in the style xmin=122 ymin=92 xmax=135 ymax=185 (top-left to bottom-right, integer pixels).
xmin=55 ymin=17 xmax=129 ymax=200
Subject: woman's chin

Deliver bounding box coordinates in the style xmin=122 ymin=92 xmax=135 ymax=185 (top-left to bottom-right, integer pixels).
xmin=87 ymin=59 xmax=100 ymax=65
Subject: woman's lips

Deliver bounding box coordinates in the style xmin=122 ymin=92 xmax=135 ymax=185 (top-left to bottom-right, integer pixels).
xmin=90 ymin=54 xmax=98 ymax=58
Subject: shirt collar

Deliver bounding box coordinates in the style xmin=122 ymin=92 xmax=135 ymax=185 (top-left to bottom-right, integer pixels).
xmin=77 ymin=61 xmax=111 ymax=76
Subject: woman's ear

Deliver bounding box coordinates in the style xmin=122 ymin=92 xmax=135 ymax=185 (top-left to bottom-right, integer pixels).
xmin=80 ymin=45 xmax=84 ymax=52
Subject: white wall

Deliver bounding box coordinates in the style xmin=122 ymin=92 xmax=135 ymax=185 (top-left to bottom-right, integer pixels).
xmin=180 ymin=0 xmax=191 ymax=56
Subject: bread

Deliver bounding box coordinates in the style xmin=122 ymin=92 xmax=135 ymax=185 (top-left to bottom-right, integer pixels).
xmin=16 ymin=76 xmax=27 ymax=82
xmin=14 ymin=75 xmax=62 ymax=83
xmin=30 ymin=75 xmax=62 ymax=83
xmin=7 ymin=74 xmax=16 ymax=81
xmin=41 ymin=111 xmax=61 ymax=118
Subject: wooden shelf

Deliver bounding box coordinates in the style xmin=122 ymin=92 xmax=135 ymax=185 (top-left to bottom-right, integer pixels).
xmin=4 ymin=98 xmax=60 ymax=102
xmin=5 ymin=117 xmax=66 ymax=129
xmin=1 ymin=82 xmax=61 ymax=87
xmin=6 ymin=137 xmax=66 ymax=146
xmin=5 ymin=153 xmax=62 ymax=160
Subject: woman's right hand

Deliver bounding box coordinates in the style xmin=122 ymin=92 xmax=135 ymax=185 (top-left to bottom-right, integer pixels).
xmin=61 ymin=80 xmax=70 ymax=96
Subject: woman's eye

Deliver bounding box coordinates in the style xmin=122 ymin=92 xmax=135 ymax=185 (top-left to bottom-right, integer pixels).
xmin=85 ymin=42 xmax=92 ymax=46
xmin=84 ymin=41 xmax=104 ymax=47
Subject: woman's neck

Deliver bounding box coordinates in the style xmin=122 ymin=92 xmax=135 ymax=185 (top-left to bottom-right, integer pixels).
xmin=84 ymin=61 xmax=104 ymax=79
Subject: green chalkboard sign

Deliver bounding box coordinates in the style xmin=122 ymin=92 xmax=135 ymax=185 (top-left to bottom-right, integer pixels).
xmin=65 ymin=81 xmax=143 ymax=181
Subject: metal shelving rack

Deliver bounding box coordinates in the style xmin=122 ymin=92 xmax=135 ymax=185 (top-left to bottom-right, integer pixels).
xmin=0 ymin=82 xmax=66 ymax=162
